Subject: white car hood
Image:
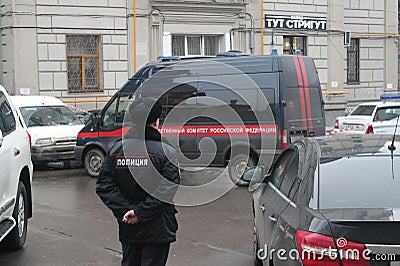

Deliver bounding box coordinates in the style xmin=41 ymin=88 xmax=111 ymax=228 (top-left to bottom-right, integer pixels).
xmin=27 ymin=125 xmax=84 ymax=143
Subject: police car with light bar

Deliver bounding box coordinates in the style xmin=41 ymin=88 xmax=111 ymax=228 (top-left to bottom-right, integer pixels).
xmin=334 ymin=94 xmax=400 ymax=134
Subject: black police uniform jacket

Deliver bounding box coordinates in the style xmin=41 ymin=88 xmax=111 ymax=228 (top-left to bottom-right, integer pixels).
xmin=96 ymin=126 xmax=180 ymax=244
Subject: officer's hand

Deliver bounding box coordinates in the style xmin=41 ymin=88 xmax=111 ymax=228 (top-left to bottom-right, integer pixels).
xmin=122 ymin=210 xmax=139 ymax=224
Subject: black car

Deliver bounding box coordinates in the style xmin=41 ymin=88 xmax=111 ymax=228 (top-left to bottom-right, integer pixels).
xmin=242 ymin=134 xmax=400 ymax=266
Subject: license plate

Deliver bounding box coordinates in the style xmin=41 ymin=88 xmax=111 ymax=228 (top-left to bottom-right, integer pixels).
xmin=290 ymin=135 xmax=304 ymax=143
xmin=344 ymin=124 xmax=357 ymax=129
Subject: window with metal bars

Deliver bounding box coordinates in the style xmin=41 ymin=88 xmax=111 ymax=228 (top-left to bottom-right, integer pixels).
xmin=66 ymin=35 xmax=101 ymax=93
xmin=347 ymin=38 xmax=360 ymax=84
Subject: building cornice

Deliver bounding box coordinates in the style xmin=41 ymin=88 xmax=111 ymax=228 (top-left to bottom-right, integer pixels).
xmin=151 ymin=0 xmax=247 ymax=14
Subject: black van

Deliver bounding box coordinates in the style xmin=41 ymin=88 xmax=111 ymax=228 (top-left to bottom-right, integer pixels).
xmin=74 ymin=54 xmax=325 ymax=184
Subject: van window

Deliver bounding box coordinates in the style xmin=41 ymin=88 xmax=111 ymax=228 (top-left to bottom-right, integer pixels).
xmin=283 ymin=87 xmax=323 ymax=122
xmin=259 ymin=88 xmax=276 ymax=122
xmin=101 ymin=94 xmax=133 ymax=130
xmin=160 ymin=83 xmax=197 ymax=120
xmin=308 ymin=87 xmax=324 ymax=118
xmin=198 ymin=81 xmax=258 ymax=123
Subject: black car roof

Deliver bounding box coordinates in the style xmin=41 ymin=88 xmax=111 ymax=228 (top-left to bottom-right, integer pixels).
xmin=312 ymin=134 xmax=400 ymax=159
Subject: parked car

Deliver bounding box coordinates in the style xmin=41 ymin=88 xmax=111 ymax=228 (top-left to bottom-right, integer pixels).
xmin=0 ymin=85 xmax=33 ymax=250
xmin=242 ymin=134 xmax=400 ymax=266
xmin=75 ymin=54 xmax=326 ymax=182
xmin=11 ymin=96 xmax=84 ymax=166
xmin=334 ymin=96 xmax=400 ymax=134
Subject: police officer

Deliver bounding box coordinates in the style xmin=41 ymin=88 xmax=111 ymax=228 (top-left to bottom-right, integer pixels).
xmin=96 ymin=98 xmax=180 ymax=266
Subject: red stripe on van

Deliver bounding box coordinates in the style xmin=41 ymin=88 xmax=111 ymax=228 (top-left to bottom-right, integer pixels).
xmin=299 ymin=57 xmax=314 ymax=132
xmin=77 ymin=127 xmax=131 ymax=139
xmin=293 ymin=57 xmax=308 ymax=130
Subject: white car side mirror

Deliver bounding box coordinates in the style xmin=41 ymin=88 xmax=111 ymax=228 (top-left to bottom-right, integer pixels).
xmin=0 ymin=129 xmax=3 ymax=148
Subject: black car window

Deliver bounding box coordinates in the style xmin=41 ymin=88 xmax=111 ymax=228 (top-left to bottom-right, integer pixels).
xmin=270 ymin=149 xmax=296 ymax=188
xmin=315 ymin=156 xmax=400 ymax=209
xmin=278 ymin=154 xmax=299 ymax=197
xmin=0 ymin=92 xmax=16 ymax=136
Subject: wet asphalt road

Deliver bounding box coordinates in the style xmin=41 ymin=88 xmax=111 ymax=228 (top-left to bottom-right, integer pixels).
xmin=0 ymin=165 xmax=253 ymax=266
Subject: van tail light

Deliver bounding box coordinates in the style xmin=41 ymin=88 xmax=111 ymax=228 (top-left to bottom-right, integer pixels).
xmin=281 ymin=129 xmax=288 ymax=149
xmin=334 ymin=119 xmax=339 ymax=129
xmin=365 ymin=125 xmax=374 ymax=134
xmin=295 ymin=230 xmax=370 ymax=266
xmin=26 ymin=131 xmax=32 ymax=151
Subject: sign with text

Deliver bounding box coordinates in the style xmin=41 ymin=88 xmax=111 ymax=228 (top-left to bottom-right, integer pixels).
xmin=265 ymin=15 xmax=327 ymax=31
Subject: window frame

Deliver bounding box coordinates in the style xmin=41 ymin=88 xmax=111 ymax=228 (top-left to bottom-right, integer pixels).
xmin=347 ymin=38 xmax=360 ymax=84
xmin=283 ymin=36 xmax=307 ymax=56
xmin=172 ymin=34 xmax=221 ymax=57
xmin=66 ymin=34 xmax=101 ymax=93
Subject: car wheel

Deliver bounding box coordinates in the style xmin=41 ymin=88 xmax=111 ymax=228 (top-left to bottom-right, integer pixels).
xmin=253 ymin=226 xmax=263 ymax=266
xmin=84 ymin=148 xmax=105 ymax=178
xmin=228 ymin=154 xmax=256 ymax=186
xmin=3 ymin=181 xmax=28 ymax=250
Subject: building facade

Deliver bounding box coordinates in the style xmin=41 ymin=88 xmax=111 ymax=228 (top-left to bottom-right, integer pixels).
xmin=262 ymin=0 xmax=398 ymax=122
xmin=0 ymin=0 xmax=398 ymax=118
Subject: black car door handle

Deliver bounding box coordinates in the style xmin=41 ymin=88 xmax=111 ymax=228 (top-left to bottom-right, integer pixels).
xmin=14 ymin=148 xmax=20 ymax=156
xmin=268 ymin=215 xmax=277 ymax=223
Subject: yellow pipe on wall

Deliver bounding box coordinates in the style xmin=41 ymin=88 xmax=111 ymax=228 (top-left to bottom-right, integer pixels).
xmin=261 ymin=0 xmax=264 ymax=55
xmin=134 ymin=0 xmax=137 ymax=73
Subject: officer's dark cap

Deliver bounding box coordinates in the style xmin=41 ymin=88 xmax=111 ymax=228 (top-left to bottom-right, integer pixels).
xmin=128 ymin=97 xmax=162 ymax=125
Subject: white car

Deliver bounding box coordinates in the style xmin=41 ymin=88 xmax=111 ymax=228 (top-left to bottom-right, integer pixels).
xmin=11 ymin=96 xmax=84 ymax=166
xmin=0 ymin=85 xmax=33 ymax=250
xmin=334 ymin=100 xmax=400 ymax=134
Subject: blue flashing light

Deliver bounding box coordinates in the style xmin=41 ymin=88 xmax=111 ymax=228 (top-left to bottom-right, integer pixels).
xmin=295 ymin=50 xmax=302 ymax=56
xmin=380 ymin=94 xmax=400 ymax=101
xmin=271 ymin=48 xmax=278 ymax=55
xmin=157 ymin=56 xmax=181 ymax=62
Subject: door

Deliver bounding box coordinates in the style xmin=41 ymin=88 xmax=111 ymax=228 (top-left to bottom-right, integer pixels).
xmin=0 ymin=91 xmax=17 ymax=216
xmin=281 ymin=56 xmax=325 ymax=143
xmin=99 ymin=93 xmax=134 ymax=149
xmin=196 ymin=81 xmax=259 ymax=166
xmin=262 ymin=149 xmax=299 ymax=255
xmin=160 ymin=82 xmax=199 ymax=162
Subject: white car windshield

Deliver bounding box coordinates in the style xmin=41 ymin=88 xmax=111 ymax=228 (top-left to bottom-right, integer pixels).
xmin=20 ymin=106 xmax=83 ymax=127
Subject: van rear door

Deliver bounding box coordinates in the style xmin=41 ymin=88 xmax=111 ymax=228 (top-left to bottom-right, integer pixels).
xmin=281 ymin=56 xmax=325 ymax=143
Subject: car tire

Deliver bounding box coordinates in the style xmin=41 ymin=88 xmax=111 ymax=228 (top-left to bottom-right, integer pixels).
xmin=84 ymin=148 xmax=105 ymax=178
xmin=228 ymin=154 xmax=256 ymax=186
xmin=3 ymin=181 xmax=28 ymax=250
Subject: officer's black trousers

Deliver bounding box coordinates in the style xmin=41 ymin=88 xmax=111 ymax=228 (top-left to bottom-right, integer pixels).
xmin=121 ymin=243 xmax=170 ymax=266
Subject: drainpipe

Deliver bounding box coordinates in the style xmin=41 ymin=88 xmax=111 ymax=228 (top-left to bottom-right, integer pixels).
xmin=133 ymin=0 xmax=137 ymax=73
xmin=261 ymin=0 xmax=265 ymax=55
